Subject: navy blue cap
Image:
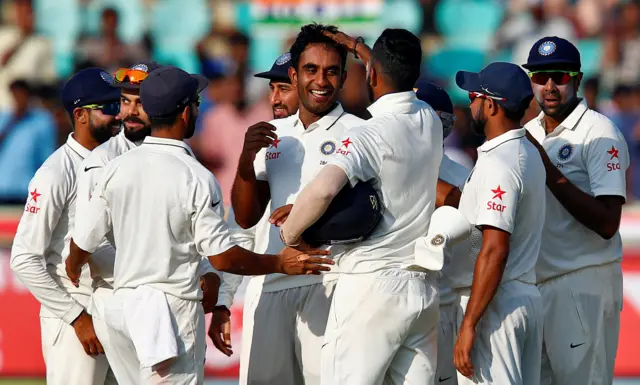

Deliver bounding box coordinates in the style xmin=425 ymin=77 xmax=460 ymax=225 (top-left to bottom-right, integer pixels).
xmin=140 ymin=66 xmax=208 ymax=118
xmin=254 ymin=52 xmax=292 ymax=83
xmin=61 ymin=67 xmax=121 ymax=116
xmin=523 ymin=36 xmax=581 ymax=71
xmin=456 ymin=62 xmax=533 ymax=112
xmin=112 ymin=61 xmax=163 ymax=90
xmin=415 ymin=80 xmax=454 ymax=114
xmin=302 ymin=181 xmax=383 ymax=246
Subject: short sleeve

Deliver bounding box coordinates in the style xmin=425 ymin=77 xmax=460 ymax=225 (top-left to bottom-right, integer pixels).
xmin=192 ymin=175 xmax=236 ymax=257
xmin=73 ymin=180 xmax=112 ymax=253
xmin=254 ymin=148 xmax=268 ymax=181
xmin=329 ymin=127 xmax=386 ymax=187
xmin=471 ymin=160 xmax=521 ymax=234
xmin=584 ymin=123 xmax=629 ymax=200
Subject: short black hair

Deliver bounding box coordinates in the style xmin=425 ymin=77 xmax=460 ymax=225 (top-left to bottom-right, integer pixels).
xmin=371 ymin=28 xmax=422 ymax=91
xmin=502 ymin=96 xmax=532 ymax=122
xmin=289 ymin=23 xmax=347 ymax=73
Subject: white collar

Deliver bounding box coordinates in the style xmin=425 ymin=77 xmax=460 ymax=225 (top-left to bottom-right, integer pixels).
xmin=142 ymin=136 xmax=194 ymax=157
xmin=66 ymin=133 xmax=91 ymax=159
xmin=479 ymin=128 xmax=526 ymax=154
xmin=293 ymin=103 xmax=346 ymax=133
xmin=535 ymin=99 xmax=588 ymax=133
xmin=367 ymin=91 xmax=419 ymax=117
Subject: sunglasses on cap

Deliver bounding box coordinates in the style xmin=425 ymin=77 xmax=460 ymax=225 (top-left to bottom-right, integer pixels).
xmin=528 ymin=70 xmax=580 ymax=86
xmin=82 ymin=101 xmax=120 ymax=116
xmin=468 ymin=91 xmax=506 ymax=103
xmin=114 ymin=68 xmax=149 ymax=84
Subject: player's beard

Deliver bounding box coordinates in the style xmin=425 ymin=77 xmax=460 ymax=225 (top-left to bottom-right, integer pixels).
xmin=90 ymin=117 xmax=120 ymax=144
xmin=123 ymin=117 xmax=151 ymax=143
xmin=470 ymin=100 xmax=487 ymax=136
xmin=184 ymin=108 xmax=197 ymax=139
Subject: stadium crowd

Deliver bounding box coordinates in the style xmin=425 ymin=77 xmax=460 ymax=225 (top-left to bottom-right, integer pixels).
xmin=0 ymin=0 xmax=638 ymax=205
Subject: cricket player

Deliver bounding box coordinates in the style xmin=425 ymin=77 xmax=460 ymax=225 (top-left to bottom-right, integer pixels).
xmin=416 ymin=81 xmax=468 ymax=385
xmin=209 ymin=52 xmax=299 ymax=359
xmin=522 ymin=36 xmax=629 ymax=385
xmin=281 ymin=28 xmax=443 ymax=384
xmin=73 ymin=61 xmax=221 ymax=385
xmin=67 ymin=66 xmax=332 ymax=385
xmin=10 ymin=68 xmax=121 ymax=385
xmin=451 ymin=62 xmax=545 ymax=385
xmin=231 ymin=24 xmax=365 ymax=385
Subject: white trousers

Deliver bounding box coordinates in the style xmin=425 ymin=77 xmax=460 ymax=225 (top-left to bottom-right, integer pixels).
xmin=455 ymin=280 xmax=543 ymax=385
xmin=239 ymin=280 xmax=336 ymax=385
xmin=538 ymin=262 xmax=623 ymax=385
xmin=40 ymin=315 xmax=117 ymax=385
xmin=97 ymin=290 xmax=205 ymax=385
xmin=321 ymin=270 xmax=439 ymax=385
xmin=436 ymin=302 xmax=458 ymax=385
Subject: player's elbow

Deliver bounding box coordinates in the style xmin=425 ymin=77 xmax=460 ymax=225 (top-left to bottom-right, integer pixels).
xmin=598 ymin=224 xmax=618 ymax=240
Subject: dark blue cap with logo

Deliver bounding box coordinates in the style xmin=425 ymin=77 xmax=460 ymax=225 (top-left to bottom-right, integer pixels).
xmin=415 ymin=79 xmax=454 ymax=114
xmin=61 ymin=67 xmax=121 ymax=116
xmin=302 ymin=181 xmax=383 ymax=246
xmin=140 ymin=66 xmax=208 ymax=118
xmin=523 ymin=36 xmax=581 ymax=71
xmin=254 ymin=52 xmax=293 ymax=83
xmin=456 ymin=62 xmax=533 ymax=112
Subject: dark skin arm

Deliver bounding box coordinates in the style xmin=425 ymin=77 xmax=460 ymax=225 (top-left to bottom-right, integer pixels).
xmin=231 ymin=122 xmax=277 ymax=229
xmin=436 ymin=179 xmax=462 ymax=208
xmin=454 ymin=226 xmax=510 ymax=378
xmin=526 ymin=132 xmax=623 ymax=240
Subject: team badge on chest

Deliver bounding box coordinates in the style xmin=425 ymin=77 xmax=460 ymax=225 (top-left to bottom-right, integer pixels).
xmin=557 ymin=143 xmax=574 ymax=162
xmin=320 ymin=140 xmax=337 ymax=155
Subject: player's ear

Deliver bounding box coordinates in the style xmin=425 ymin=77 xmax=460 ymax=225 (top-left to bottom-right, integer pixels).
xmin=288 ymin=67 xmax=297 ymax=88
xmin=74 ymin=107 xmax=88 ymax=125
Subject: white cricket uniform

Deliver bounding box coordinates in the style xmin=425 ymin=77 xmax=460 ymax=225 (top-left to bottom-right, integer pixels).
xmin=436 ymin=154 xmax=470 ymax=385
xmin=237 ymin=104 xmax=363 ymax=385
xmin=524 ymin=100 xmax=629 ymax=385
xmin=73 ymin=136 xmax=231 ymax=385
xmin=322 ymin=91 xmax=443 ymax=385
xmin=453 ymin=128 xmax=545 ymax=385
xmin=75 ymin=130 xmax=217 ymax=385
xmin=10 ymin=134 xmax=116 ymax=385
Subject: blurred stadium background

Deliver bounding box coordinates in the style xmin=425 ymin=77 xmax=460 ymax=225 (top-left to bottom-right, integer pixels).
xmin=0 ymin=0 xmax=640 ymax=383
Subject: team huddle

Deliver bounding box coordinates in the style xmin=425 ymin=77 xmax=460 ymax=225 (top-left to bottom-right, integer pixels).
xmin=9 ymin=22 xmax=628 ymax=385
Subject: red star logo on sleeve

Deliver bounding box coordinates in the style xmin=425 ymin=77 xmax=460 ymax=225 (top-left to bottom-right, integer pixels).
xmin=341 ymin=138 xmax=352 ymax=148
xmin=491 ymin=185 xmax=506 ymax=200
xmin=607 ymin=146 xmax=619 ymax=160
xmin=30 ymin=188 xmax=41 ymax=203
xmin=270 ymin=138 xmax=281 ymax=149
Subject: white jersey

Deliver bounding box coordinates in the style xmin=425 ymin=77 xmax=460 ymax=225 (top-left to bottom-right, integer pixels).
xmin=329 ymin=91 xmax=443 ymax=273
xmin=450 ymin=128 xmax=546 ymax=289
xmin=437 ymin=154 xmax=470 ymax=305
xmin=524 ymin=100 xmax=629 ymax=282
xmin=252 ymin=103 xmax=364 ymax=292
xmin=76 ymin=130 xmax=215 ymax=288
xmin=73 ymin=137 xmax=230 ymax=300
xmin=10 ymin=134 xmax=92 ymax=324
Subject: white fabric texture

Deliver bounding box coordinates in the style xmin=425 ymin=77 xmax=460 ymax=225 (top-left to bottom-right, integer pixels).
xmin=436 ymin=302 xmax=458 ymax=385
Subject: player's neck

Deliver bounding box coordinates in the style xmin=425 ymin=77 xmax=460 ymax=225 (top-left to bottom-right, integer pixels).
xmin=298 ymin=102 xmax=337 ymax=129
xmin=72 ymin=131 xmax=101 ymax=152
xmin=150 ymin=126 xmax=184 ymax=142
xmin=484 ymin=119 xmax=521 ymax=141
xmin=541 ymin=98 xmax=581 ymax=135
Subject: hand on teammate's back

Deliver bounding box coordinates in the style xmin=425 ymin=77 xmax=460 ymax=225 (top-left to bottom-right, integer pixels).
xmin=277 ymin=247 xmax=333 ymax=275
xmin=270 ymin=204 xmax=293 ymax=226
xmin=240 ymin=122 xmax=278 ymax=163
xmin=71 ymin=311 xmax=105 ymax=357
xmin=200 ymin=272 xmax=221 ymax=313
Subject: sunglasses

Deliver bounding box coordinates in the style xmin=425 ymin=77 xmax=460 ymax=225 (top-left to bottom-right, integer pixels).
xmin=468 ymin=91 xmax=506 ymax=103
xmin=114 ymin=68 xmax=149 ymax=84
xmin=83 ymin=101 xmax=120 ymax=116
xmin=528 ymin=70 xmax=579 ymax=86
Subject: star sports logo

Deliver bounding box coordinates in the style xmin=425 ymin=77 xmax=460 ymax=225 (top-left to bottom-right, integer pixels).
xmin=270 ymin=139 xmax=281 ymax=149
xmin=607 ymin=146 xmax=619 ymax=160
xmin=25 ymin=189 xmax=41 ymax=214
xmin=266 ymin=138 xmax=282 ymax=161
xmin=337 ymin=138 xmax=352 ymax=155
xmin=487 ymin=185 xmax=507 ymax=212
xmin=607 ymin=145 xmax=621 ymax=171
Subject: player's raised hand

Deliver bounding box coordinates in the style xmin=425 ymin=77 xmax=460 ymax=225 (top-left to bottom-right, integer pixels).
xmin=240 ymin=122 xmax=278 ymax=162
xmin=209 ymin=306 xmax=233 ymax=357
xmin=322 ymin=29 xmax=357 ymax=50
xmin=277 ymin=247 xmax=333 ymax=275
xmin=71 ymin=311 xmax=105 ymax=357
xmin=269 ymin=204 xmax=293 ymax=227
xmin=454 ymin=323 xmax=476 ymax=378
